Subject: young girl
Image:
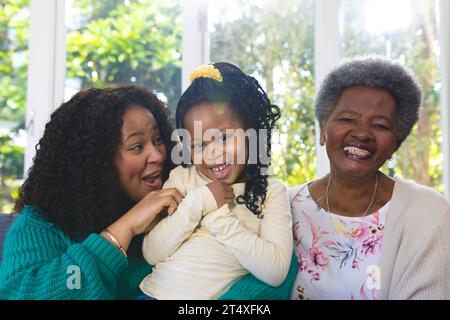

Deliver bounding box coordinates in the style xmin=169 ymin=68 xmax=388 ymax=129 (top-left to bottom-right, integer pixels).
xmin=140 ymin=62 xmax=293 ymax=299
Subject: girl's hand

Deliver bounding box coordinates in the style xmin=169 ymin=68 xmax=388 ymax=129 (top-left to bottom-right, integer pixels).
xmin=206 ymin=181 xmax=235 ymax=208
xmin=123 ymin=188 xmax=184 ymax=236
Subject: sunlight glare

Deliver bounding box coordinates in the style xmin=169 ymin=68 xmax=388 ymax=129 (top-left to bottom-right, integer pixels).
xmin=364 ymin=0 xmax=411 ymax=34
xmin=208 ymin=0 xmax=247 ymax=32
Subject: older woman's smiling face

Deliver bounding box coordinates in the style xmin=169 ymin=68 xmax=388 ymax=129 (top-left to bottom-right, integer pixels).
xmin=321 ymin=86 xmax=398 ymax=178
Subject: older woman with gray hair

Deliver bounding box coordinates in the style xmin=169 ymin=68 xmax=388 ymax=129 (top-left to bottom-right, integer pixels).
xmin=289 ymin=56 xmax=450 ymax=300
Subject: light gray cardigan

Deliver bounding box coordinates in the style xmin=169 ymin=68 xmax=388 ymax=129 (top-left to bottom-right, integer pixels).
xmin=379 ymin=177 xmax=450 ymax=299
xmin=289 ymin=177 xmax=450 ymax=300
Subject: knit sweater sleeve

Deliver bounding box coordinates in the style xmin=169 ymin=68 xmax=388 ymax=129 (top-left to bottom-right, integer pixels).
xmin=0 ymin=210 xmax=130 ymax=300
xmin=218 ymin=251 xmax=298 ymax=300
xmin=391 ymin=206 xmax=450 ymax=300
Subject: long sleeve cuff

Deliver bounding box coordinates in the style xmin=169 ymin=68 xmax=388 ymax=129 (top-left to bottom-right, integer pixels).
xmin=83 ymin=233 xmax=128 ymax=277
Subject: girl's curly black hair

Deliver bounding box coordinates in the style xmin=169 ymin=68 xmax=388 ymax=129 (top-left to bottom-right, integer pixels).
xmin=176 ymin=62 xmax=280 ymax=217
xmin=15 ymin=85 xmax=175 ymax=243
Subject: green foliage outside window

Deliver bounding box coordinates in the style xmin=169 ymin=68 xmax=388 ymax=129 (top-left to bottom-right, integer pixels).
xmin=0 ymin=0 xmax=445 ymax=213
xmin=0 ymin=0 xmax=28 ymax=213
xmin=66 ymin=0 xmax=182 ymax=111
xmin=211 ymin=0 xmax=317 ymax=186
xmin=341 ymin=0 xmax=443 ymax=192
xmin=211 ymin=0 xmax=443 ymax=191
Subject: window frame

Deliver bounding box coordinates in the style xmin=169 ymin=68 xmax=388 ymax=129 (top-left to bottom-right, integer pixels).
xmin=438 ymin=0 xmax=450 ymax=199
xmin=25 ymin=0 xmax=65 ymax=172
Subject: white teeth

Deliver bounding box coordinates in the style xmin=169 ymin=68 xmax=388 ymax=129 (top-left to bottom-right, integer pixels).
xmin=343 ymin=146 xmax=371 ymax=157
xmin=212 ymin=165 xmax=227 ymax=172
xmin=148 ymin=172 xmax=160 ymax=178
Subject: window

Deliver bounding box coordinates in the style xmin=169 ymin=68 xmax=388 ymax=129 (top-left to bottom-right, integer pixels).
xmin=65 ymin=0 xmax=182 ymax=112
xmin=2 ymin=0 xmax=447 ymax=213
xmin=341 ymin=0 xmax=443 ymax=192
xmin=0 ymin=0 xmax=29 ymax=213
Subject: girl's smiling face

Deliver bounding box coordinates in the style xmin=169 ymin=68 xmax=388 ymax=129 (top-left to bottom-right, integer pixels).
xmin=183 ymin=102 xmax=247 ymax=184
xmin=115 ymin=105 xmax=167 ymax=202
xmin=321 ymin=86 xmax=398 ymax=178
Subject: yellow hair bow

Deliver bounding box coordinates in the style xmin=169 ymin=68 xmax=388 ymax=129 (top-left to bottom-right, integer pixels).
xmin=189 ymin=64 xmax=223 ymax=83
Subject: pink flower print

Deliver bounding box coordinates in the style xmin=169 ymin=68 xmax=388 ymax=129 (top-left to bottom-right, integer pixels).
xmin=307 ymin=268 xmax=320 ymax=281
xmin=354 ymin=266 xmax=381 ymax=300
xmin=352 ymin=259 xmax=360 ymax=270
xmin=348 ymin=227 xmax=362 ymax=239
xmin=297 ymin=251 xmax=309 ymax=272
xmin=359 ymin=282 xmax=369 ymax=300
xmin=291 ymin=189 xmax=307 ymax=205
xmin=371 ymin=288 xmax=381 ymax=300
xmin=292 ymin=193 xmax=302 ymax=203
xmin=310 ymin=247 xmax=329 ymax=270
xmin=343 ymin=221 xmax=369 ymax=240
xmin=371 ymin=209 xmax=380 ymax=224
xmin=361 ymin=235 xmax=381 ymax=256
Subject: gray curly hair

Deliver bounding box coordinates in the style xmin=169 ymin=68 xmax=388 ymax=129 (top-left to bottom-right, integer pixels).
xmin=315 ymin=56 xmax=422 ymax=149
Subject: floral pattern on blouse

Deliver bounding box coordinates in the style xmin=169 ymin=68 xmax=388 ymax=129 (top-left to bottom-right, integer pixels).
xmin=290 ymin=184 xmax=388 ymax=300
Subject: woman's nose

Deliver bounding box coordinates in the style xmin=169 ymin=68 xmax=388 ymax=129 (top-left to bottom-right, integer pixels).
xmin=351 ymin=124 xmax=373 ymax=142
xmin=146 ymin=143 xmax=165 ymax=164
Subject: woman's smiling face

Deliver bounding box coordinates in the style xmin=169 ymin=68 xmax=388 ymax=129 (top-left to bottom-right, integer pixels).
xmin=321 ymin=86 xmax=398 ymax=178
xmin=115 ymin=105 xmax=167 ymax=202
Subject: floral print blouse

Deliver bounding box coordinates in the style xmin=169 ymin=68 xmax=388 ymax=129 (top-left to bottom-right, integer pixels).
xmin=290 ymin=184 xmax=388 ymax=300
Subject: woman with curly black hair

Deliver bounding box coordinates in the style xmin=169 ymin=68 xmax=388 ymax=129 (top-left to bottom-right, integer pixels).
xmin=0 ymin=85 xmax=185 ymax=299
xmin=139 ymin=62 xmax=296 ymax=299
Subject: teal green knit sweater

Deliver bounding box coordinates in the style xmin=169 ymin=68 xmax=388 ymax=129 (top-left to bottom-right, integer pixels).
xmin=0 ymin=206 xmax=297 ymax=300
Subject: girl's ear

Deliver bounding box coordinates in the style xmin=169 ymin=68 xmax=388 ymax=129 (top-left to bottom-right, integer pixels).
xmin=319 ymin=128 xmax=326 ymax=146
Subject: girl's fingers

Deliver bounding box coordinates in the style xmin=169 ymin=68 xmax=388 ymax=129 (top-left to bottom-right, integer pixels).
xmin=224 ymin=191 xmax=235 ymax=199
xmin=224 ymin=197 xmax=235 ymax=205
xmin=223 ymin=186 xmax=234 ymax=193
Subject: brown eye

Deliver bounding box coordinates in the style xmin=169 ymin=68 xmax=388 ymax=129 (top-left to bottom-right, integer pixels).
xmin=130 ymin=144 xmax=143 ymax=152
xmin=373 ymin=124 xmax=389 ymax=130
xmin=154 ymin=135 xmax=163 ymax=145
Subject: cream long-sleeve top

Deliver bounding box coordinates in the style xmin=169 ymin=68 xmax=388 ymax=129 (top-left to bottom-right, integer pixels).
xmin=289 ymin=177 xmax=450 ymax=300
xmin=140 ymin=165 xmax=293 ymax=300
